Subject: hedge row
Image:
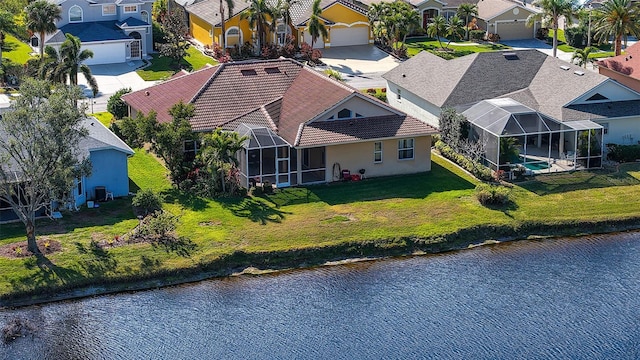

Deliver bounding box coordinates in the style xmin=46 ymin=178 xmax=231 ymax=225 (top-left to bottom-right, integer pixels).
xmin=606 ymin=144 xmax=640 ymax=163
xmin=435 ymin=141 xmax=493 ymax=181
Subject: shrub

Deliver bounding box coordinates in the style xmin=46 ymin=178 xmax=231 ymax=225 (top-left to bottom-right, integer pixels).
xmin=435 ymin=141 xmax=493 ymax=181
xmin=469 ymin=30 xmax=485 ymax=41
xmin=324 ymin=68 xmax=343 ymax=81
xmin=372 ymin=90 xmax=387 ymax=103
xmin=138 ymin=210 xmax=177 ymax=239
xmin=132 ymin=189 xmax=163 ymax=215
xmin=107 ymin=88 xmax=132 ymax=120
xmin=606 ymin=144 xmax=640 ymax=162
xmin=565 ymin=26 xmax=586 ymax=47
xmin=536 ymin=27 xmax=549 ymax=40
xmin=475 ymin=183 xmax=510 ymax=206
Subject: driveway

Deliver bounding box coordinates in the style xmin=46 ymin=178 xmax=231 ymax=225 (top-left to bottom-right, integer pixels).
xmin=501 ymin=39 xmax=574 ymax=63
xmin=77 ymin=60 xmax=157 ymax=113
xmin=319 ymin=45 xmax=400 ymax=89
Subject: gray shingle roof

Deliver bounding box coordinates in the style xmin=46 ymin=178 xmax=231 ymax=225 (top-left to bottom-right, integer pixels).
xmin=80 ymin=117 xmax=135 ymax=156
xmin=185 ymin=0 xmax=249 ymax=26
xmin=385 ymin=49 xmax=612 ymax=122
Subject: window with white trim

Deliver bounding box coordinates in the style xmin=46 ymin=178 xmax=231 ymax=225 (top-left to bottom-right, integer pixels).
xmin=397 ymin=88 xmax=401 ymax=101
xmin=276 ymin=22 xmax=289 ymax=45
xmin=374 ymin=142 xmax=383 ymax=163
xmin=226 ymin=27 xmax=241 ymax=47
xmin=103 ymin=4 xmax=116 ymax=16
xmin=141 ymin=10 xmax=149 ymax=24
xmin=69 ymin=5 xmax=83 ymax=22
xmin=398 ymin=138 xmax=414 ymax=160
xmin=602 ymin=122 xmax=609 ymax=135
xmin=124 ymin=5 xmax=137 ymax=13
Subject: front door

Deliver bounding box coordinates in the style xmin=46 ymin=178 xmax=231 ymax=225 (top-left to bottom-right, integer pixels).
xmin=276 ymin=146 xmax=290 ymax=187
xmin=130 ymin=40 xmax=141 ymax=59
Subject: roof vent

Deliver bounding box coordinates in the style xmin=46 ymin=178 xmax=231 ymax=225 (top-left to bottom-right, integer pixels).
xmin=503 ymin=52 xmax=518 ymax=60
xmin=560 ymin=65 xmax=570 ymax=71
xmin=574 ymin=70 xmax=585 ymax=76
xmin=241 ymin=69 xmax=258 ymax=76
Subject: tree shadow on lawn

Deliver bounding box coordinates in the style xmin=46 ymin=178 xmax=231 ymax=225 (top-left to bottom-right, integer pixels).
xmin=220 ymin=197 xmax=290 ymax=225
xmin=260 ymin=161 xmax=476 ymax=207
xmin=161 ymin=188 xmax=209 ymax=211
xmin=519 ymin=167 xmax=640 ymax=196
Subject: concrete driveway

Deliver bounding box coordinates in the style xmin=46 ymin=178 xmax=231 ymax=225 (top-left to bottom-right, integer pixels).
xmin=319 ymin=45 xmax=400 ymax=89
xmin=77 ymin=60 xmax=157 ymax=113
xmin=500 ymin=39 xmax=574 ymax=62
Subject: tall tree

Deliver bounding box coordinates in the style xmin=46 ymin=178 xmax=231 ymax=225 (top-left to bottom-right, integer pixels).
xmin=457 ymin=3 xmax=478 ymax=40
xmin=307 ymin=0 xmax=327 ymax=49
xmin=219 ymin=0 xmax=235 ymax=49
xmin=25 ymin=0 xmax=62 ymax=61
xmin=199 ymin=128 xmax=247 ymax=194
xmin=160 ymin=7 xmax=190 ymax=67
xmin=571 ymin=46 xmax=593 ymax=68
xmin=427 ymin=15 xmax=447 ymax=50
xmin=526 ymin=0 xmax=578 ymax=58
xmin=0 ymin=79 xmax=90 ymax=255
xmin=241 ymin=0 xmax=273 ymax=52
xmin=367 ymin=2 xmax=386 ymax=45
xmin=592 ymin=0 xmax=640 ymax=56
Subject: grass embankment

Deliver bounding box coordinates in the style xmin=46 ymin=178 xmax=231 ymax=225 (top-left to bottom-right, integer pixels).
xmin=402 ymin=37 xmax=511 ymax=58
xmin=3 ymin=150 xmax=640 ymax=305
xmin=549 ymin=29 xmax=616 ymax=59
xmin=2 ymin=34 xmax=34 ymax=65
xmin=137 ymin=47 xmax=218 ymax=81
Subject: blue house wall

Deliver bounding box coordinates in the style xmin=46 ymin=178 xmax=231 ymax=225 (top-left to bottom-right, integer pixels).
xmin=76 ymin=148 xmax=130 ymax=206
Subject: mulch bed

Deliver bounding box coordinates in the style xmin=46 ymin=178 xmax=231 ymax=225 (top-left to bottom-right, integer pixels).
xmin=0 ymin=238 xmax=62 ymax=259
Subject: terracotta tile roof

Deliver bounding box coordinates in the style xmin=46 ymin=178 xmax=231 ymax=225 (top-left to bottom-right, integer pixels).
xmin=190 ymin=59 xmax=304 ymax=131
xmin=598 ymin=42 xmax=640 ymax=80
xmin=122 ymin=65 xmax=219 ymax=123
xmin=297 ymin=115 xmax=438 ymax=147
xmin=221 ymin=98 xmax=282 ymax=132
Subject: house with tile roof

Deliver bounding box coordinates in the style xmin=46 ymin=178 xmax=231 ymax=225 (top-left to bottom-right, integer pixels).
xmin=411 ymin=0 xmax=541 ymax=40
xmin=36 ymin=0 xmax=155 ymax=65
xmin=185 ymin=0 xmax=372 ymax=50
xmin=0 ymin=117 xmax=134 ymax=222
xmin=123 ymin=58 xmax=437 ymax=188
xmin=597 ymin=42 xmax=640 ymax=94
xmin=383 ymin=49 xmax=640 ymax=171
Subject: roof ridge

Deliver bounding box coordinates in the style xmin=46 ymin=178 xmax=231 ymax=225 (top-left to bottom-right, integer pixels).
xmin=217 ymin=96 xmax=284 ymax=130
xmin=190 ymin=63 xmax=226 ymax=104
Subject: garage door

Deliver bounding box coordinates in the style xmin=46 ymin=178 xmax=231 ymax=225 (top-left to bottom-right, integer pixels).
xmin=330 ymin=26 xmax=370 ymax=47
xmin=495 ymin=21 xmax=534 ymax=41
xmin=303 ymin=32 xmax=325 ymax=49
xmin=83 ymin=42 xmax=127 ymax=65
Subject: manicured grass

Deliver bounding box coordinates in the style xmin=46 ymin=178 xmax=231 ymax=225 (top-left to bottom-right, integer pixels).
xmin=2 ymin=34 xmax=35 ymax=65
xmin=137 ymin=47 xmax=218 ymax=81
xmin=549 ymin=29 xmax=616 ymax=58
xmin=402 ymin=37 xmax=511 ymax=58
xmin=92 ymin=112 xmax=113 ymax=126
xmin=3 ymin=149 xmax=640 ymax=301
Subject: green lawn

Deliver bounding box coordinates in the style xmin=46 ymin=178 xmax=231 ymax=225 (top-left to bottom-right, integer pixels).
xmin=550 ymin=30 xmax=616 ymax=59
xmin=137 ymin=47 xmax=218 ymax=81
xmin=2 ymin=34 xmax=35 ymax=65
xmin=3 ymin=149 xmax=640 ymax=300
xmin=92 ymin=112 xmax=113 ymax=125
xmin=402 ymin=37 xmax=511 ymax=58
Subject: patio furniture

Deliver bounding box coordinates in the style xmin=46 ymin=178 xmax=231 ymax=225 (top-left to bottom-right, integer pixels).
xmin=342 ymin=169 xmax=351 ymax=181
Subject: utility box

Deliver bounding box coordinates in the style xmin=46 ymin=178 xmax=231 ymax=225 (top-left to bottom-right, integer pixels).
xmin=95 ymin=186 xmax=106 ymax=201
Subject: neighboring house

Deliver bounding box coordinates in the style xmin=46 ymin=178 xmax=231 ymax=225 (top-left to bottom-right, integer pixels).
xmin=383 ymin=49 xmax=640 ymax=152
xmin=410 ymin=0 xmax=541 ymax=40
xmin=598 ymin=42 xmax=640 ymax=94
xmin=185 ymin=0 xmax=372 ymax=50
xmin=122 ymin=58 xmax=437 ymax=188
xmin=37 ymin=0 xmax=155 ymax=65
xmin=0 ymin=117 xmax=134 ymax=222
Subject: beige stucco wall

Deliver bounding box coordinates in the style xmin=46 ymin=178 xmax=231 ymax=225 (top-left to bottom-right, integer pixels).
xmin=324 ymin=137 xmax=432 ymax=182
xmin=321 ymin=96 xmax=395 ymax=120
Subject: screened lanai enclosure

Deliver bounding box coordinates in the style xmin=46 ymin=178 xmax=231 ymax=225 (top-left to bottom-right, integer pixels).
xmin=235 ymin=124 xmax=326 ymax=188
xmin=463 ymin=99 xmax=604 ymax=174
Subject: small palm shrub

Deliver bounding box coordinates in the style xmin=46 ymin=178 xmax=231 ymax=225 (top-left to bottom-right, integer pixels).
xmin=475 ymin=183 xmax=510 ymax=206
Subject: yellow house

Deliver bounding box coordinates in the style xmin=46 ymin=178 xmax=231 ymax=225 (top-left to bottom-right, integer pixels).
xmin=185 ymin=0 xmax=372 ymax=49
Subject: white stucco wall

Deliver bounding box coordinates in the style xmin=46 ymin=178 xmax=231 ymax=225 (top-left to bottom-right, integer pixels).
xmin=386 ymin=82 xmax=442 ymax=128
xmin=596 ymin=116 xmax=640 ymax=145
xmin=572 ymin=80 xmax=640 ymax=104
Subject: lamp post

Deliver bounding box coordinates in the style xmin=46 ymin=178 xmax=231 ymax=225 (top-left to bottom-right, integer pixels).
xmin=587 ymin=5 xmax=592 ymax=48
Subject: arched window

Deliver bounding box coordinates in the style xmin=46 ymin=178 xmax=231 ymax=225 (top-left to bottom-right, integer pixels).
xmin=141 ymin=10 xmax=149 ymax=24
xmin=225 ymin=27 xmax=242 ymax=47
xmin=69 ymin=5 xmax=83 ymax=22
xmin=276 ymin=22 xmax=290 ymax=45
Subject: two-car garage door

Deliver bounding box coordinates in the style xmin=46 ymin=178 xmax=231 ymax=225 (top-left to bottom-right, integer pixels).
xmin=495 ymin=22 xmax=534 ymax=41
xmin=83 ymin=42 xmax=127 ymax=65
xmin=330 ymin=26 xmax=370 ymax=47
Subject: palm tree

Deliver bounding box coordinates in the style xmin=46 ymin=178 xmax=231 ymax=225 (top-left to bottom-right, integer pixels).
xmin=307 ymin=0 xmax=327 ymax=49
xmin=26 ymin=0 xmax=62 ymax=61
xmin=457 ymin=3 xmax=478 ymax=40
xmin=526 ymin=0 xmax=578 ymax=58
xmin=427 ymin=15 xmax=447 ymax=50
xmin=446 ymin=15 xmax=465 ymax=45
xmin=571 ymin=46 xmax=593 ymax=68
xmin=199 ymin=128 xmax=247 ymax=194
xmin=241 ymin=0 xmax=273 ymax=52
xmin=592 ymin=0 xmax=640 ymax=56
xmin=219 ymin=0 xmax=235 ymax=49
